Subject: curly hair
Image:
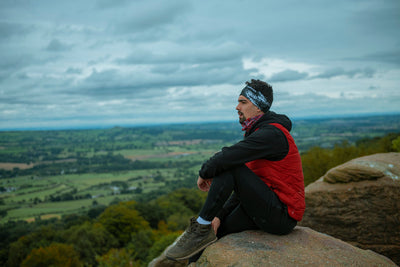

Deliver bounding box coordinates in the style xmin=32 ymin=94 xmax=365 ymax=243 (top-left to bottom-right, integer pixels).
xmin=245 ymin=79 xmax=273 ymax=107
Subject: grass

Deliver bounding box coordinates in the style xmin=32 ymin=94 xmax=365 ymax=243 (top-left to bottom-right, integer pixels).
xmin=0 ymin=167 xmax=192 ymax=223
xmin=2 ymin=194 xmax=132 ymax=223
xmin=5 ymin=184 xmax=71 ymax=203
xmin=0 ymin=132 xmax=222 ymax=224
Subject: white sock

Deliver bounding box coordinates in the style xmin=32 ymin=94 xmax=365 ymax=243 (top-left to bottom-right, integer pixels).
xmin=196 ymin=216 xmax=211 ymax=225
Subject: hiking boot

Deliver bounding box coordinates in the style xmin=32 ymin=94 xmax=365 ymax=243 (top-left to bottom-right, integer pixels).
xmin=166 ymin=217 xmax=217 ymax=261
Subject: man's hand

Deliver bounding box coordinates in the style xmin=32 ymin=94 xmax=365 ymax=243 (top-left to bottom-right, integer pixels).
xmin=211 ymin=217 xmax=221 ymax=234
xmin=197 ymin=176 xmax=212 ymax=192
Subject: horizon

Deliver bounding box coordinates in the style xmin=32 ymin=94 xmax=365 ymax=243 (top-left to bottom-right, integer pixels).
xmin=1 ymin=1 xmax=399 ymax=130
xmin=2 ymin=112 xmax=400 ymax=132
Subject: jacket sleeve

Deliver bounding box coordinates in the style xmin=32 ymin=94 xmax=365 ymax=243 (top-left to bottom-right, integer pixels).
xmin=199 ymin=125 xmax=289 ymax=179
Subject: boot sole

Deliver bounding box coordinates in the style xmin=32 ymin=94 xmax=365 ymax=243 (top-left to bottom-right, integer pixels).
xmin=166 ymin=236 xmax=218 ymax=261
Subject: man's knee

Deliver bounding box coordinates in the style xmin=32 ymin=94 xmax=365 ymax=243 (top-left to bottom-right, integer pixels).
xmin=230 ymin=164 xmax=248 ymax=176
xmin=230 ymin=164 xmax=256 ymax=184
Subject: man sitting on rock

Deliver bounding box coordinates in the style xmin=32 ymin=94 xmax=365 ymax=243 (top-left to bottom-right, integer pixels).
xmin=166 ymin=79 xmax=305 ymax=261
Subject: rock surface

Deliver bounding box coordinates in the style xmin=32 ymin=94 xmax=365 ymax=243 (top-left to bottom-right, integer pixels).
xmin=149 ymin=227 xmax=396 ymax=267
xmin=192 ymin=227 xmax=395 ymax=266
xmin=300 ymin=152 xmax=400 ymax=265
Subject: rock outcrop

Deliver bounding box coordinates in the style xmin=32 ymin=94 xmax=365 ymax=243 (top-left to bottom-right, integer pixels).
xmin=149 ymin=227 xmax=396 ymax=266
xmin=300 ymin=152 xmax=400 ymax=265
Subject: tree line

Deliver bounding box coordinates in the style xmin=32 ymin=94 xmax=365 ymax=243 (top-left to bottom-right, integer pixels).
xmin=0 ymin=188 xmax=206 ymax=267
xmin=301 ymin=133 xmax=400 ymax=185
xmin=0 ymin=153 xmax=203 ymax=178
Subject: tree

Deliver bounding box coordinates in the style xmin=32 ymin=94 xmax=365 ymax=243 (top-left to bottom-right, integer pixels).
xmin=0 ymin=220 xmax=37 ymax=266
xmin=301 ymin=146 xmax=332 ymax=186
xmin=61 ymin=222 xmax=118 ymax=266
xmin=156 ymin=188 xmax=206 ymax=215
xmin=87 ymin=204 xmax=107 ymax=219
xmin=7 ymin=225 xmax=57 ymax=267
xmin=21 ymin=243 xmax=82 ymax=267
xmin=61 ymin=214 xmax=90 ymax=229
xmin=392 ymin=136 xmax=400 ymax=152
xmin=96 ymin=248 xmax=140 ymax=267
xmin=134 ymin=202 xmax=166 ymax=228
xmin=145 ymin=233 xmax=181 ymax=265
xmin=165 ymin=188 xmax=207 ymax=213
xmin=0 ymin=209 xmax=7 ymax=218
xmin=127 ymin=229 xmax=154 ymax=262
xmin=98 ymin=201 xmax=149 ymax=245
xmin=331 ymin=140 xmax=358 ymax=166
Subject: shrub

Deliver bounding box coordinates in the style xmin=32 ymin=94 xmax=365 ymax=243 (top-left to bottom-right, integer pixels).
xmin=21 ymin=243 xmax=82 ymax=267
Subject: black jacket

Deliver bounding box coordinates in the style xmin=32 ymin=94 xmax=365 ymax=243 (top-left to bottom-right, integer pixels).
xmin=199 ymin=111 xmax=292 ymax=179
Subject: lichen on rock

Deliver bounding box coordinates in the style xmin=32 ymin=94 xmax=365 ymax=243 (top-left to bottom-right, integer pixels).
xmin=322 ymin=153 xmax=400 ymax=183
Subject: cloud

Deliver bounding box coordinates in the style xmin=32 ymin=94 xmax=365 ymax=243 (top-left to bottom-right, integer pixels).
xmin=71 ymin=61 xmax=250 ymax=99
xmin=150 ymin=64 xmax=181 ymax=75
xmin=65 ymin=67 xmax=83 ymax=74
xmin=351 ymin=1 xmax=400 ymax=37
xmin=0 ymin=54 xmax=35 ymax=81
xmin=312 ymin=67 xmax=376 ymax=79
xmin=244 ymin=57 xmax=378 ymax=83
xmin=45 ymin=38 xmax=72 ymax=52
xmin=269 ymin=70 xmax=309 ymax=82
xmin=110 ymin=0 xmax=191 ymax=34
xmin=68 ymin=68 xmax=166 ymax=100
xmin=0 ymin=22 xmax=33 ymax=40
xmin=361 ymin=50 xmax=400 ymax=66
xmin=274 ymin=91 xmax=399 ymax=119
xmin=243 ymin=58 xmax=317 ymax=82
xmin=0 ymin=0 xmax=27 ymax=8
xmin=96 ymin=0 xmax=129 ymax=9
xmin=1 ymin=0 xmax=399 ymax=129
xmin=116 ymin=41 xmax=243 ymax=65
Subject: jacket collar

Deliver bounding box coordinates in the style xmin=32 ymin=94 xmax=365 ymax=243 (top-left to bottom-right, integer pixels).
xmin=244 ymin=111 xmax=292 ymax=137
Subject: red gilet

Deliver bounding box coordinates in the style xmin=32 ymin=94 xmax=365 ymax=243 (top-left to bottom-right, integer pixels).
xmin=245 ymin=123 xmax=305 ymax=221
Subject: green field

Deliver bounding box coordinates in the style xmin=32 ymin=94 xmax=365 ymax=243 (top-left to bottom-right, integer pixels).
xmin=0 ymin=167 xmax=201 ymax=223
xmin=1 ymin=114 xmax=400 ymax=224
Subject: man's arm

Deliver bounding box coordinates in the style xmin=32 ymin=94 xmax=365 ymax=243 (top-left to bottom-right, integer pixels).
xmin=199 ymin=125 xmax=288 ymax=179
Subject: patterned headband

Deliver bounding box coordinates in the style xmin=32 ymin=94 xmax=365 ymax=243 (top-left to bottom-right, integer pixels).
xmin=240 ymin=85 xmax=271 ymax=112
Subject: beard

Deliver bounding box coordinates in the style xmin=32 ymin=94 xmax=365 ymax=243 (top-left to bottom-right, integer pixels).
xmin=238 ymin=112 xmax=246 ymax=124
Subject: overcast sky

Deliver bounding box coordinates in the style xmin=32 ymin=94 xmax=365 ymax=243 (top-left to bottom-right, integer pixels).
xmin=1 ymin=0 xmax=399 ymax=130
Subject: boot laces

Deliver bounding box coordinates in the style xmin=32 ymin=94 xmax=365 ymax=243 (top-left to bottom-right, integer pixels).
xmin=176 ymin=220 xmax=200 ymax=246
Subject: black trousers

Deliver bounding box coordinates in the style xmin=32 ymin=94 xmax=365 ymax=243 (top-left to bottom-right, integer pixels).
xmin=199 ymin=164 xmax=297 ymax=238
xmin=189 ymin=165 xmax=297 ymax=263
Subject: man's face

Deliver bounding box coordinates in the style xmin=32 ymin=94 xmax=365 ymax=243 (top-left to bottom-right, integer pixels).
xmin=236 ymin=95 xmax=263 ymax=124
